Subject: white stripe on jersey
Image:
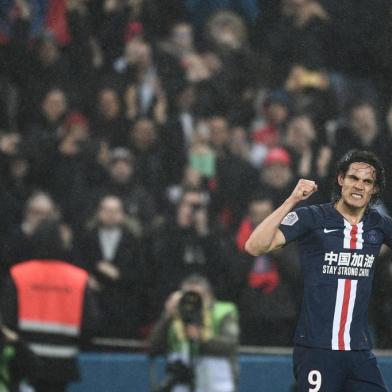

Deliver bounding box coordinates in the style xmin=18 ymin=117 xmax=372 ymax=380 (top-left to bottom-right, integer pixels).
xmin=356 ymin=222 xmax=364 ymax=249
xmin=332 ymin=279 xmax=345 ymax=350
xmin=331 ymin=279 xmax=358 ymax=350
xmin=343 ymin=280 xmax=357 ymax=350
xmin=343 ymin=221 xmax=351 ymax=249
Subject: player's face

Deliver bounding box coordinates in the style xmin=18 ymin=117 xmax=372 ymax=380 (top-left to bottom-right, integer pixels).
xmin=338 ymin=162 xmax=378 ymax=209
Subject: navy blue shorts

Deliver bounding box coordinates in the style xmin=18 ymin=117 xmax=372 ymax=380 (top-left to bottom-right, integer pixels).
xmin=293 ymin=345 xmax=389 ymax=392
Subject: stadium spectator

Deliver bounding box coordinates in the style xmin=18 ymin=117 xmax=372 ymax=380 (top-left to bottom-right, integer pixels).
xmin=21 ymin=88 xmax=71 ymax=193
xmin=162 ymin=82 xmax=198 ymax=185
xmin=187 ymin=120 xmax=216 ymax=181
xmin=265 ymin=0 xmax=334 ymax=85
xmin=149 ymin=274 xmax=239 ymax=392
xmin=184 ymin=0 xmax=260 ymax=34
xmin=250 ymin=90 xmax=290 ymax=167
xmin=64 ymin=0 xmax=106 ymax=110
xmin=0 ymin=0 xmax=45 ymax=43
xmin=284 ymin=115 xmax=317 ymax=177
xmin=7 ymin=11 xmax=72 ymax=131
xmin=115 ymin=37 xmax=168 ymax=125
xmin=2 ymin=192 xmax=60 ymax=269
xmin=44 ymin=111 xmax=97 ymax=225
xmin=235 ymin=196 xmax=300 ymax=346
xmin=92 ymin=87 xmax=130 ymax=148
xmin=206 ymin=115 xmax=258 ymax=228
xmin=128 ymin=117 xmax=167 ymax=203
xmin=284 ymin=115 xmax=332 ymax=182
xmin=97 ymin=147 xmax=157 ymax=238
xmin=257 ymin=147 xmax=297 ymax=208
xmin=157 ymin=21 xmax=196 ymax=87
xmin=284 ymin=114 xmax=332 ymax=202
xmin=77 ymin=195 xmax=144 ymax=338
xmin=382 ymin=102 xmax=392 ymax=215
xmin=150 ymin=189 xmax=231 ymax=318
xmin=0 ymin=132 xmax=30 ymax=246
xmin=203 ymin=11 xmax=261 ymax=125
xmin=1 ymin=219 xmax=99 ymax=392
xmin=166 ymin=166 xmax=207 ymax=209
xmin=27 ymin=88 xmax=68 ymax=137
xmin=2 ymin=152 xmax=33 ymax=212
xmin=333 ymin=101 xmax=385 ymax=162
xmin=94 ymin=0 xmax=133 ymax=68
xmin=228 ymin=124 xmax=251 ymax=162
xmin=284 ymin=65 xmax=338 ymax=128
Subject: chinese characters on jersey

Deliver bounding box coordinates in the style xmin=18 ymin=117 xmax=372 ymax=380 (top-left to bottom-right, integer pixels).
xmin=323 ymin=251 xmax=374 ymax=277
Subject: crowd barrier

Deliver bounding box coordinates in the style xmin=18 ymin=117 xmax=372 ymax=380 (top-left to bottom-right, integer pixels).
xmin=68 ymin=350 xmax=392 ymax=392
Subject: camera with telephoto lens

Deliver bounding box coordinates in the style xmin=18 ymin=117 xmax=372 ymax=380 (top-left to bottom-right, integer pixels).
xmin=152 ymin=292 xmax=203 ymax=392
xmin=178 ymin=290 xmax=203 ymax=326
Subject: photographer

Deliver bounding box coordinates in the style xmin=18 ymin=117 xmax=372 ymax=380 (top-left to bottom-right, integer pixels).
xmin=149 ymin=274 xmax=239 ymax=392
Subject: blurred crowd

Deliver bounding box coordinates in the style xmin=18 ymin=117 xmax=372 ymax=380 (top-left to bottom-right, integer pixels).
xmin=1 ymin=0 xmax=392 ymax=348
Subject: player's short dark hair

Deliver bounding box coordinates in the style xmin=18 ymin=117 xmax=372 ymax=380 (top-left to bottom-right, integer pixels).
xmin=332 ymin=150 xmax=385 ymax=204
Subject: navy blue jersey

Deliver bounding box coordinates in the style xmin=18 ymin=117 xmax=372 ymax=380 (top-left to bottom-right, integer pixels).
xmin=279 ymin=203 xmax=392 ymax=351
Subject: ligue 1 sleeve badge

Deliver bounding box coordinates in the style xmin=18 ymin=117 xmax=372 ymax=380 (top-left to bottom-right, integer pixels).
xmin=281 ymin=211 xmax=298 ymax=226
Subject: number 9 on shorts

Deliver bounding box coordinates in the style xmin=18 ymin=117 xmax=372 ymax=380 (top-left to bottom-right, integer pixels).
xmin=308 ymin=370 xmax=322 ymax=391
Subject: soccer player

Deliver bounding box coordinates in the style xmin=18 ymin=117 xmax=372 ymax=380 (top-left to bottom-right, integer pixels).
xmin=245 ymin=150 xmax=392 ymax=391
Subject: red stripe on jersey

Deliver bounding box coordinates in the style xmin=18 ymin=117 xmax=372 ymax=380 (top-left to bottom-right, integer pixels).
xmin=350 ymin=224 xmax=358 ymax=249
xmin=338 ymin=279 xmax=352 ymax=350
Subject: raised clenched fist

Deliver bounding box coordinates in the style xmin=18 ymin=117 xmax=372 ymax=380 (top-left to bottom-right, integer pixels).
xmin=289 ymin=179 xmax=318 ymax=203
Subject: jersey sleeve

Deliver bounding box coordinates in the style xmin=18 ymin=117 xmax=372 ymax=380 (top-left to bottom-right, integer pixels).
xmin=279 ymin=206 xmax=314 ymax=243
xmin=381 ymin=214 xmax=392 ymax=249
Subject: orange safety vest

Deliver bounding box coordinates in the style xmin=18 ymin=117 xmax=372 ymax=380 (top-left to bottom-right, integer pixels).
xmin=11 ymin=260 xmax=88 ymax=359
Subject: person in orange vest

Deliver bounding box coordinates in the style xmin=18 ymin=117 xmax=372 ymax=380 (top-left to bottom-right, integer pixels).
xmin=0 ymin=219 xmax=99 ymax=392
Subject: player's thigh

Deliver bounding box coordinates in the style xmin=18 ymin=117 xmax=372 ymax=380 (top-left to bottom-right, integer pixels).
xmin=344 ymin=351 xmax=389 ymax=392
xmin=293 ymin=346 xmax=345 ymax=392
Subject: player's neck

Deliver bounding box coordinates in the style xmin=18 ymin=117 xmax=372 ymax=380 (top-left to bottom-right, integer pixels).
xmin=334 ymin=199 xmax=366 ymax=225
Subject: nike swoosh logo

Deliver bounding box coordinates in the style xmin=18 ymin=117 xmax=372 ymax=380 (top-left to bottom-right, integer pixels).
xmin=324 ymin=228 xmax=339 ymax=233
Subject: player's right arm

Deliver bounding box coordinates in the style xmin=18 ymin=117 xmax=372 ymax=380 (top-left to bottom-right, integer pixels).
xmin=245 ymin=179 xmax=317 ymax=256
